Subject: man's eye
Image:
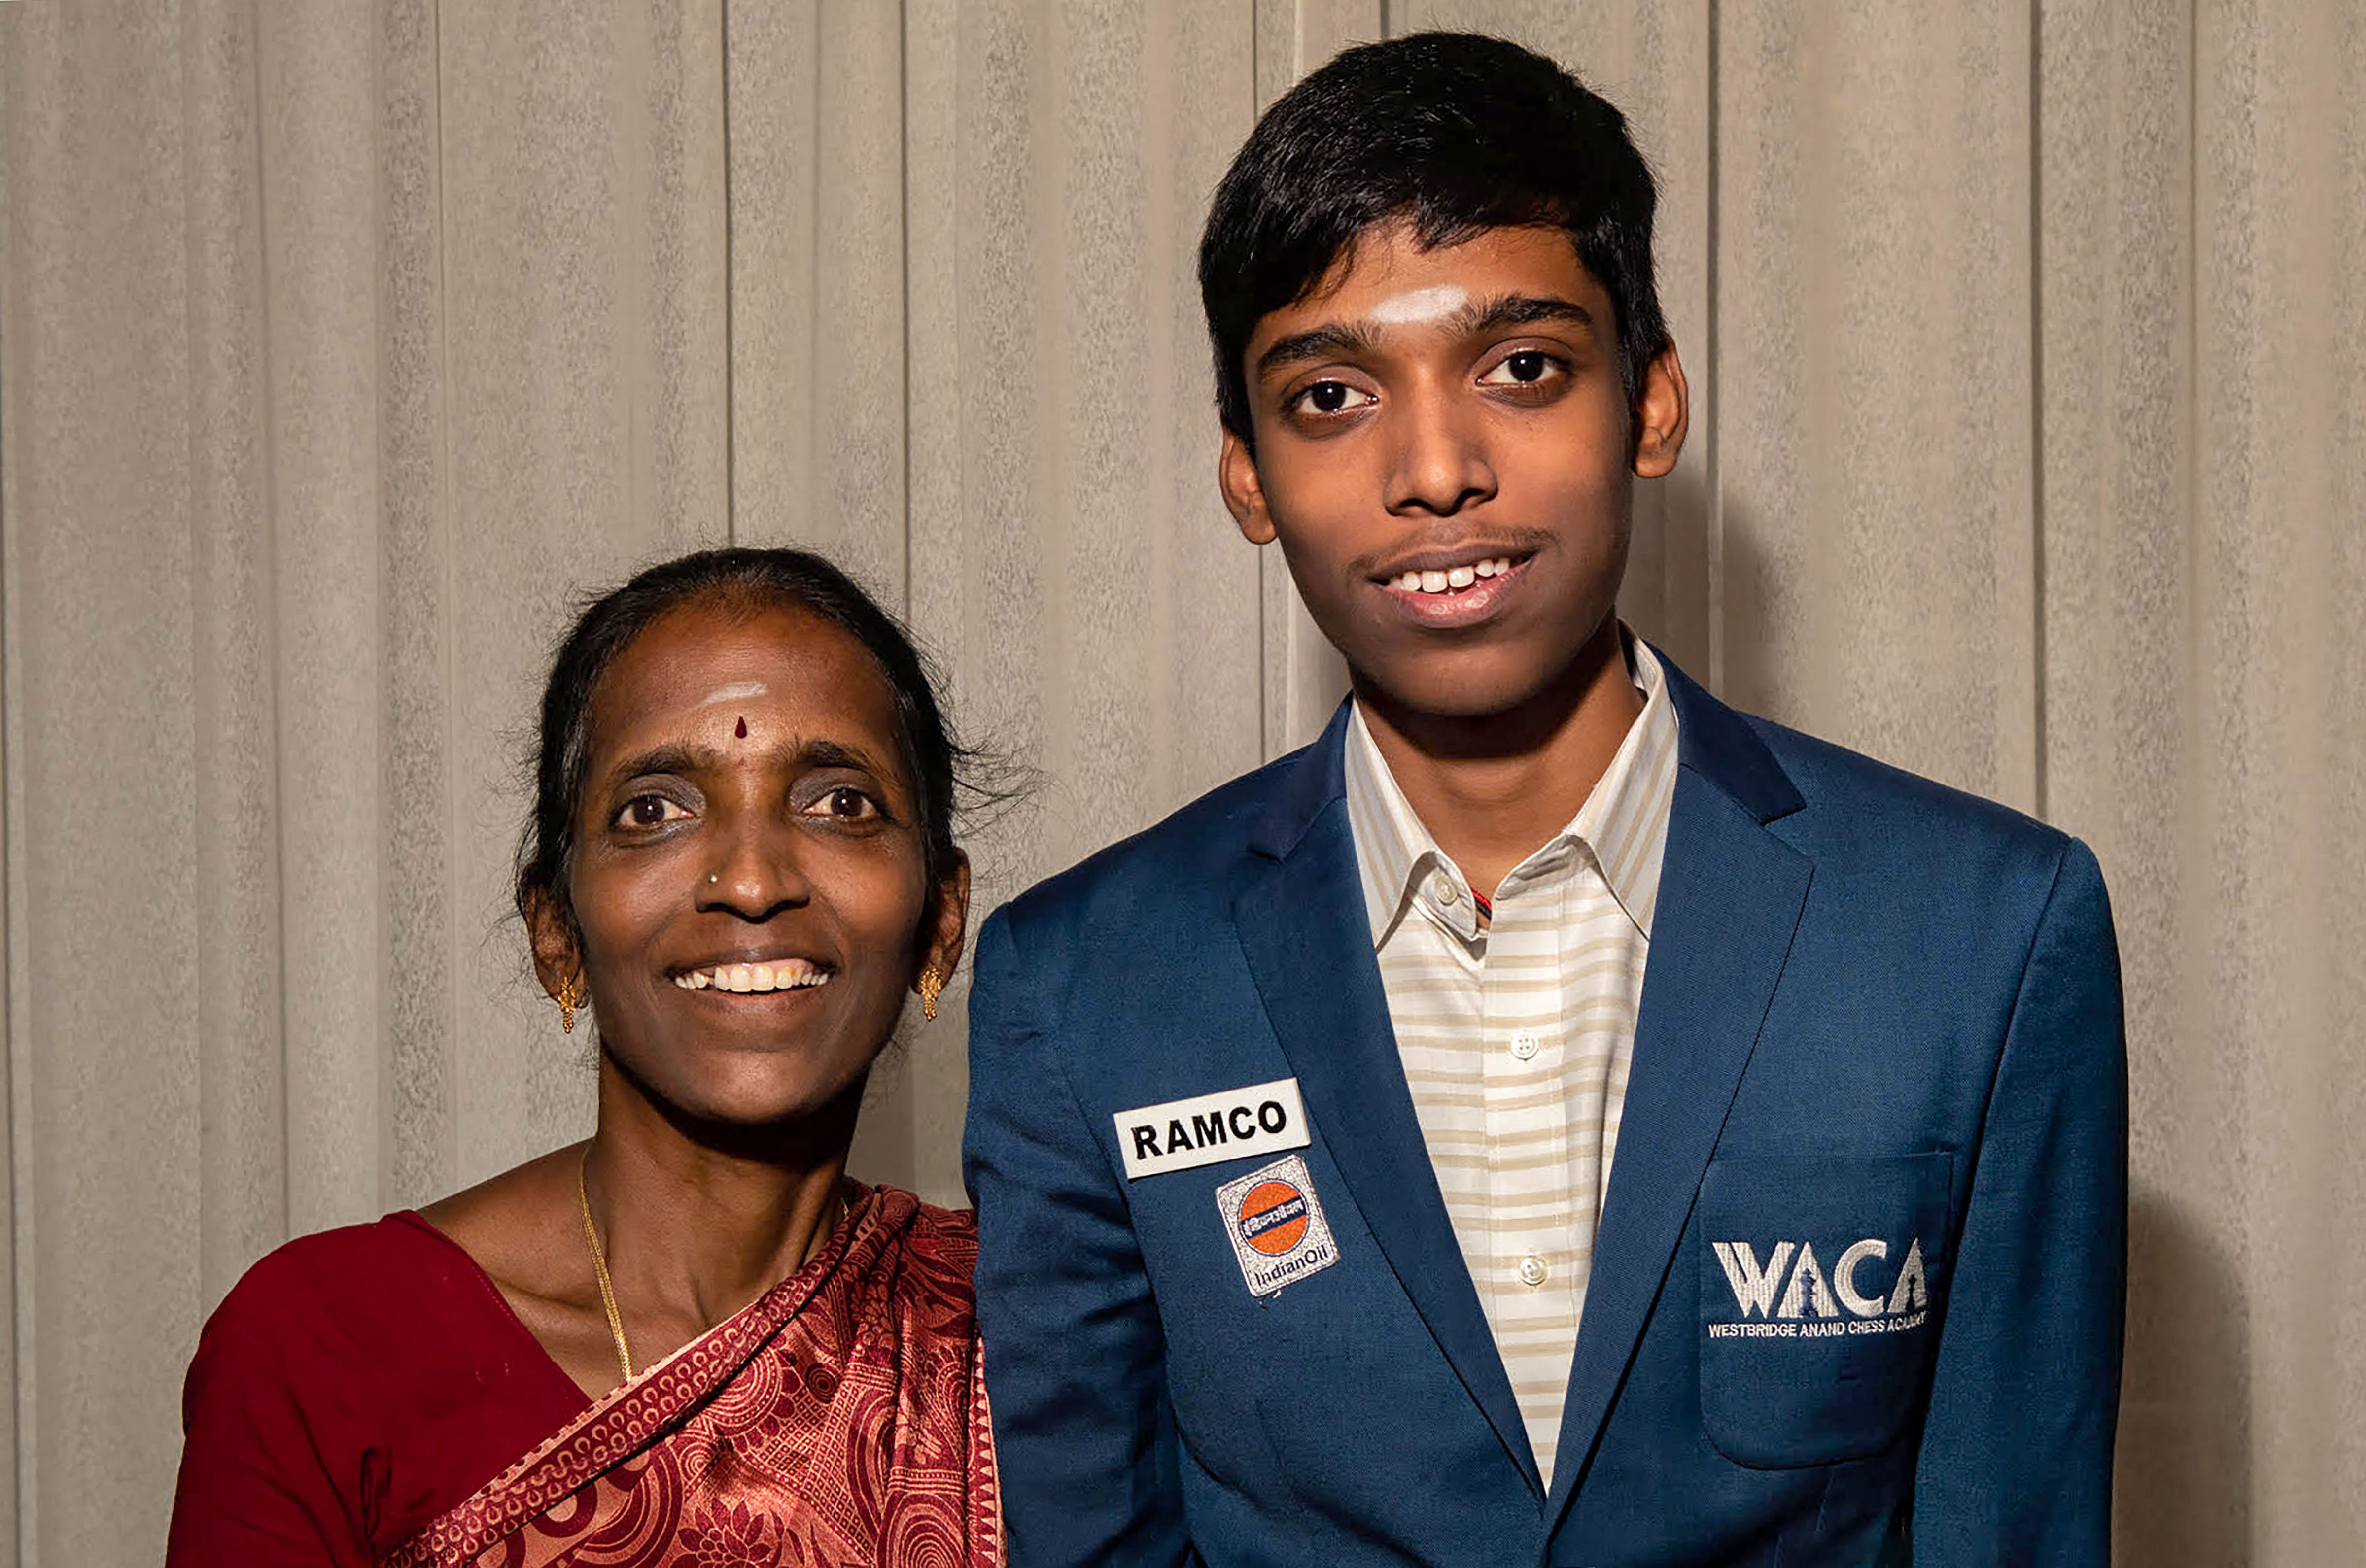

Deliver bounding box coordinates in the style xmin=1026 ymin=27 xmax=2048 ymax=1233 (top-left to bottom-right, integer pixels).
xmin=616 ymin=794 xmax=688 ymax=829
xmin=1294 ymin=380 xmax=1372 ymax=415
xmin=1481 ymin=350 xmax=1563 ymax=387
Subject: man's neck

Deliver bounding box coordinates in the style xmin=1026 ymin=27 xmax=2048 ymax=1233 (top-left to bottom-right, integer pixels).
xmin=1354 ymin=618 xmax=1643 ymax=901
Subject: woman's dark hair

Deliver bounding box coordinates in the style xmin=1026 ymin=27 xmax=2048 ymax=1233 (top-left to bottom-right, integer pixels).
xmin=1198 ymin=32 xmax=1669 ymax=449
xmin=516 ymin=548 xmax=974 ymax=941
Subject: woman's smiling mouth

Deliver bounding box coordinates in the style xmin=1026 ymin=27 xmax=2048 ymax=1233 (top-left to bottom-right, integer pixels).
xmin=672 ymin=959 xmax=834 ymax=993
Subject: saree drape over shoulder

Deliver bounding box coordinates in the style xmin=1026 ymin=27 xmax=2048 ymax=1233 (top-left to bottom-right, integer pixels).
xmin=385 ymin=1184 xmax=1001 ymax=1568
xmin=168 ymin=1183 xmax=998 ymax=1568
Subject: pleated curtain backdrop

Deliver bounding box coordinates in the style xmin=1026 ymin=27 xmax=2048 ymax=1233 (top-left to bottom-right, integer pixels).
xmin=0 ymin=1 xmax=2359 ymax=1562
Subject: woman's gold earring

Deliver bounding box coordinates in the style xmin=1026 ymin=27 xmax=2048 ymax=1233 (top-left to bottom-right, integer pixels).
xmin=556 ymin=975 xmax=587 ymax=1034
xmin=918 ymin=966 xmax=944 ymax=1022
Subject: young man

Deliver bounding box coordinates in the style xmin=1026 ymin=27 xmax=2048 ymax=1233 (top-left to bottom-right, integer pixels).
xmin=966 ymin=33 xmax=2123 ymax=1567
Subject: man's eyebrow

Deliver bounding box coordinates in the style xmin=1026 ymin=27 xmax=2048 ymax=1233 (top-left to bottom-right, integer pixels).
xmin=1253 ymin=296 xmax=1599 ymax=383
xmin=1449 ymin=293 xmax=1598 ymax=337
xmin=1253 ymin=321 xmax=1385 ymax=380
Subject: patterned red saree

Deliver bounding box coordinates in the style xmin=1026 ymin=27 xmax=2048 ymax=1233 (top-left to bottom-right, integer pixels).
xmin=383 ymin=1185 xmax=1001 ymax=1568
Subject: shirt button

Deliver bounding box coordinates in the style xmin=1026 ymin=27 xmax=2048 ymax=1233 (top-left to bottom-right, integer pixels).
xmin=1430 ymin=872 xmax=1461 ymax=906
xmin=1519 ymin=1256 xmax=1549 ymax=1287
xmin=1510 ymin=1031 xmax=1539 ymax=1061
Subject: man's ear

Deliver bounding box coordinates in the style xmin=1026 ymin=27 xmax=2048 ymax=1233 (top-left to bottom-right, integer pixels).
xmin=1219 ymin=428 xmax=1278 ymax=545
xmin=1631 ymin=343 xmax=1690 ymax=479
xmin=523 ymin=885 xmax=584 ymax=1001
xmin=916 ymin=851 xmax=972 ymax=993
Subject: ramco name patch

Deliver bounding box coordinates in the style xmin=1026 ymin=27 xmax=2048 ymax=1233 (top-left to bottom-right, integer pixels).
xmin=1114 ymin=1078 xmax=1309 ymax=1179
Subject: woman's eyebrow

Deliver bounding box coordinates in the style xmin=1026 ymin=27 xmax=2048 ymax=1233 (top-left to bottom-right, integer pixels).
xmin=604 ymin=743 xmax=720 ymax=789
xmin=601 ymin=728 xmax=904 ymax=789
xmin=797 ymin=738 xmax=897 ymax=780
xmin=600 ymin=737 xmax=901 ymax=793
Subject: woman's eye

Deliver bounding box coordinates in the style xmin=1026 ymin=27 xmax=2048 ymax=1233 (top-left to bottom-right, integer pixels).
xmin=809 ymin=786 xmax=880 ymax=821
xmin=1481 ymin=350 xmax=1563 ymax=387
xmin=616 ymin=794 xmax=688 ymax=829
xmin=1292 ymin=380 xmax=1373 ymax=416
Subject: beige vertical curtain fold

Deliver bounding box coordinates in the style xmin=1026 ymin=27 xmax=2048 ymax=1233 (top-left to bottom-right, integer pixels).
xmin=2044 ymin=4 xmax=2366 ymax=1560
xmin=2 ymin=2 xmax=727 ymax=1557
xmin=0 ymin=0 xmax=2357 ymax=1562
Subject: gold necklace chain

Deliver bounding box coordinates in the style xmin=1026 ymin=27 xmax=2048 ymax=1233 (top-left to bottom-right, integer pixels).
xmin=575 ymin=1147 xmax=635 ymax=1382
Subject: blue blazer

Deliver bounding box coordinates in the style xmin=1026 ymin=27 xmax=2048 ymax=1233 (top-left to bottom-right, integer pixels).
xmin=965 ymin=654 xmax=2124 ymax=1567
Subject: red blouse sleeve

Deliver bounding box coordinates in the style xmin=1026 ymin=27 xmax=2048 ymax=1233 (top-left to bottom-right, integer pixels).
xmin=166 ymin=1216 xmax=588 ymax=1567
xmin=167 ymin=1242 xmax=383 ymax=1567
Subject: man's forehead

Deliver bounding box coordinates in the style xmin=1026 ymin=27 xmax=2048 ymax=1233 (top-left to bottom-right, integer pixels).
xmin=1248 ymin=252 xmax=1608 ymax=384
xmin=1365 ymin=283 xmax=1471 ymax=327
xmin=1260 ymin=223 xmax=1605 ymax=339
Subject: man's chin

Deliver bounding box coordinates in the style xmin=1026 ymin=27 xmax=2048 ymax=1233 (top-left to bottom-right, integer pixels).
xmin=1350 ymin=630 xmax=1623 ymax=735
xmin=1353 ymin=659 xmax=1562 ymax=725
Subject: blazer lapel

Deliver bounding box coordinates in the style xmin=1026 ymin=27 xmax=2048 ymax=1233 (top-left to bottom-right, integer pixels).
xmin=1546 ymin=657 xmax=1814 ymax=1522
xmin=1231 ymin=706 xmax=1544 ymax=1497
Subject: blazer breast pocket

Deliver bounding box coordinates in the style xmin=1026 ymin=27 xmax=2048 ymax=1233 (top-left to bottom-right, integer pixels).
xmin=1697 ymin=1151 xmax=1952 ymax=1469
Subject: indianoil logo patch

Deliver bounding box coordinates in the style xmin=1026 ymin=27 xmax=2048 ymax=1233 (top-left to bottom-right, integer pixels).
xmin=1215 ymin=1154 xmax=1338 ymax=1298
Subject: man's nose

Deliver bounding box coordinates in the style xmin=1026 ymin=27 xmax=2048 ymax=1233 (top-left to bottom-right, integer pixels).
xmin=1382 ymin=383 xmax=1497 ymax=516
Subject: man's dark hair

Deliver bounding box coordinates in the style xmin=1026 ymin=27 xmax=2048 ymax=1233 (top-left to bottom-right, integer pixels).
xmin=1198 ymin=32 xmax=1669 ymax=447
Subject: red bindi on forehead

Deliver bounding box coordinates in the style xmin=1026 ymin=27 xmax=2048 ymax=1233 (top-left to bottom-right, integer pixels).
xmin=735 ymin=716 xmax=748 ymax=739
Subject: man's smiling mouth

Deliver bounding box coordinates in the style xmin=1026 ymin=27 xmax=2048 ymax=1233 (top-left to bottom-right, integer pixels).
xmin=1366 ymin=548 xmax=1536 ymax=628
xmin=1381 ymin=554 xmax=1521 ymax=596
xmin=672 ymin=959 xmax=833 ymax=993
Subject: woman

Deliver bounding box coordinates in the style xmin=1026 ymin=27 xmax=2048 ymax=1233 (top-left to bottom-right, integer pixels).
xmin=168 ymin=548 xmax=1000 ymax=1566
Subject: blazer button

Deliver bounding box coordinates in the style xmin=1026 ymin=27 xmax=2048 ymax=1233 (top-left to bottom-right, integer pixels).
xmin=1519 ymin=1255 xmax=1548 ymax=1287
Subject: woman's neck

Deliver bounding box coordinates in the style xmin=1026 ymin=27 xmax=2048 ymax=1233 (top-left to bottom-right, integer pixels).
xmin=580 ymin=1065 xmax=862 ymax=1341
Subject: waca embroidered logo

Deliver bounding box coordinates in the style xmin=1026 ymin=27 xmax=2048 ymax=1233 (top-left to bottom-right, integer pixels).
xmin=1705 ymin=1236 xmax=1930 ymax=1340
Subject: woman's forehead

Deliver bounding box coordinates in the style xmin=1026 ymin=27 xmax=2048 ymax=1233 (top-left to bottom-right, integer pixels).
xmin=587 ymin=601 xmax=901 ymax=758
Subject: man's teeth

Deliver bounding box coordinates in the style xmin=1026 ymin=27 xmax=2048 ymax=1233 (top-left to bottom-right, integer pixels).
xmin=672 ymin=961 xmax=832 ymax=993
xmin=1391 ymin=557 xmax=1516 ymax=594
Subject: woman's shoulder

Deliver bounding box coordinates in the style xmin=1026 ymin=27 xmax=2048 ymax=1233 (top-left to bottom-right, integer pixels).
xmin=203 ymin=1213 xmax=480 ymax=1356
xmin=175 ymin=1211 xmax=591 ymax=1565
xmin=862 ymin=1185 xmax=977 ymax=1305
xmin=912 ymin=1196 xmax=977 ymax=1256
xmin=875 ymin=1186 xmax=976 ymax=1254
xmin=189 ymin=1210 xmax=557 ymax=1441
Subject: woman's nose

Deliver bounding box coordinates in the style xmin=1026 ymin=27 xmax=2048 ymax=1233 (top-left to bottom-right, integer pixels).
xmin=697 ymin=818 xmax=811 ymax=919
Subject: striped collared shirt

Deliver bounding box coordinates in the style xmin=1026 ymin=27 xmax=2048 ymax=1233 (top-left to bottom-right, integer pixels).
xmin=1342 ymin=633 xmax=1680 ymax=1488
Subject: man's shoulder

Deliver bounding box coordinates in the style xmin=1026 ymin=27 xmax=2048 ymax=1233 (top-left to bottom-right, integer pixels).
xmin=1732 ymin=708 xmax=2093 ymax=897
xmin=1651 ymin=649 xmax=2079 ymax=877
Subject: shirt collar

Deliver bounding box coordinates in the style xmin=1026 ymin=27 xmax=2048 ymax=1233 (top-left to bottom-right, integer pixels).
xmin=1343 ymin=631 xmax=1682 ymax=948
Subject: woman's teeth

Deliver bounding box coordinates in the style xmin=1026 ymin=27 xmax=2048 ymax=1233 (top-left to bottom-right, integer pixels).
xmin=1391 ymin=557 xmax=1516 ymax=594
xmin=673 ymin=961 xmax=831 ymax=993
